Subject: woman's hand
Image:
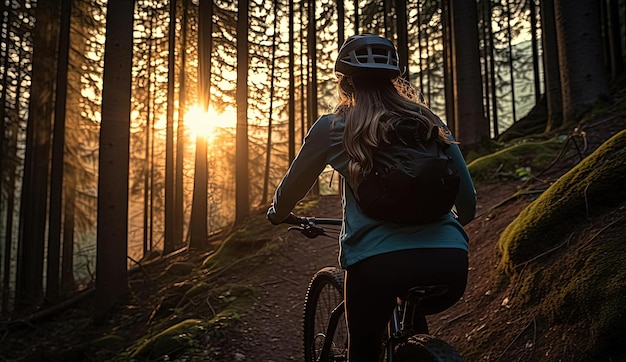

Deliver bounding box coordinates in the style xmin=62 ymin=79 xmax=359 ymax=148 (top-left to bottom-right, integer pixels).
xmin=266 ymin=205 xmax=282 ymax=225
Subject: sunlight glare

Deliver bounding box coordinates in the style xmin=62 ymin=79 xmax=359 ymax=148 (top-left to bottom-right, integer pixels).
xmin=185 ymin=105 xmax=235 ymax=141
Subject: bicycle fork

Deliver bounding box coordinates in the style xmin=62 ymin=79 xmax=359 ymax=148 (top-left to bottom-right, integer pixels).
xmin=319 ymin=300 xmax=346 ymax=361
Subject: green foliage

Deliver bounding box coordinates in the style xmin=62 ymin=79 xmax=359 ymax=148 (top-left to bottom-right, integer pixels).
xmin=497 ymin=130 xmax=626 ymax=275
xmin=209 ymin=285 xmax=257 ymax=322
xmin=466 ymin=138 xmax=563 ymax=182
xmin=159 ymin=262 xmax=195 ymax=278
xmin=121 ymin=283 xmax=255 ymax=361
xmin=201 ymin=232 xmax=275 ymax=271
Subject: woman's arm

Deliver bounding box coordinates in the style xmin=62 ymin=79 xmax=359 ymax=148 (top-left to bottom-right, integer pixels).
xmin=267 ymin=116 xmax=332 ymax=224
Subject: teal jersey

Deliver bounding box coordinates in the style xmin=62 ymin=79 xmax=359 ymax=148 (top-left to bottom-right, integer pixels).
xmin=271 ymin=114 xmax=476 ymax=268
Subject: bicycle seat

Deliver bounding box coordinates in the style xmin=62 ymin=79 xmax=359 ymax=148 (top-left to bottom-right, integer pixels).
xmin=401 ymin=285 xmax=448 ymax=303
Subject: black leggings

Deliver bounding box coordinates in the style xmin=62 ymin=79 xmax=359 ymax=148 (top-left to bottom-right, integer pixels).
xmin=344 ymin=248 xmax=468 ymax=362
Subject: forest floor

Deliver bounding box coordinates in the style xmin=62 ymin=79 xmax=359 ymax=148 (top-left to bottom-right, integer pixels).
xmin=0 ymin=106 xmax=625 ymax=361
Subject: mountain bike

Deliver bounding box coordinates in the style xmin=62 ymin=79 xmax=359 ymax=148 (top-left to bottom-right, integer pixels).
xmin=283 ymin=213 xmax=466 ymax=362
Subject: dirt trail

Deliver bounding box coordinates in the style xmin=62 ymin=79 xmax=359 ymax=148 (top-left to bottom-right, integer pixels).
xmin=216 ymin=195 xmax=344 ymax=361
xmin=215 ymin=182 xmax=520 ymax=361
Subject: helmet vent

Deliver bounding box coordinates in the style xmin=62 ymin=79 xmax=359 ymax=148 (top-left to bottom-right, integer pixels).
xmin=354 ymin=47 xmax=394 ymax=65
xmin=335 ymin=34 xmax=400 ymax=77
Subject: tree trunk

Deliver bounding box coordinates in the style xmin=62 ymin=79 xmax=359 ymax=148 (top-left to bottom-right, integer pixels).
xmin=606 ymin=0 xmax=624 ymax=79
xmin=176 ymin=0 xmax=188 ymax=245
xmin=354 ymin=0 xmax=359 ymax=33
xmin=337 ymin=0 xmax=344 ymax=46
xmin=143 ymin=8 xmax=154 ymax=255
xmin=442 ymin=0 xmax=455 ymax=130
xmin=164 ymin=0 xmax=177 ymax=254
xmin=0 ymin=0 xmax=10 ymax=204
xmin=299 ymin=0 xmax=306 ymax=143
xmin=425 ymin=21 xmax=432 ymax=105
xmin=488 ymin=0 xmax=498 ymax=136
xmin=262 ymin=0 xmax=279 ymax=206
xmin=236 ymin=0 xmax=250 ymax=222
xmin=61 ymin=171 xmax=76 ymax=295
xmin=540 ymin=0 xmax=563 ymax=132
xmin=554 ymin=0 xmax=609 ymax=125
xmin=450 ymin=0 xmax=488 ymax=150
xmin=3 ymin=118 xmax=19 ymax=313
xmin=529 ymin=0 xmax=541 ymax=103
xmin=417 ymin=2 xmax=424 ymax=93
xmin=190 ymin=0 xmax=212 ymax=250
xmin=307 ymin=0 xmax=319 ymax=196
xmin=383 ymin=0 xmax=392 ymax=39
xmin=506 ymin=0 xmax=517 ymax=123
xmin=47 ymin=0 xmax=73 ymax=303
xmin=307 ymin=0 xmax=317 ymax=130
xmin=396 ymin=0 xmax=409 ymax=80
xmin=95 ymin=0 xmax=134 ymax=316
xmin=288 ymin=0 xmax=296 ymax=168
xmin=15 ymin=0 xmax=59 ymax=311
xmin=479 ymin=0 xmax=493 ymax=138
xmin=0 ymin=0 xmax=12 ymax=312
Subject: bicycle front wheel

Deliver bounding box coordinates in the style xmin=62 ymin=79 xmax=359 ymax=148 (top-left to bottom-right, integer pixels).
xmin=303 ymin=267 xmax=348 ymax=362
xmin=393 ymin=334 xmax=465 ymax=362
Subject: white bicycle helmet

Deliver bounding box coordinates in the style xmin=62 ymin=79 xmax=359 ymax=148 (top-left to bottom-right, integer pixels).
xmin=335 ymin=34 xmax=400 ymax=78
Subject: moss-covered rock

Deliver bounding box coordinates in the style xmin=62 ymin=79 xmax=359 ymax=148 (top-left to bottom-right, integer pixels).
xmin=466 ymin=138 xmax=563 ymax=181
xmin=201 ymin=234 xmax=275 ymax=270
xmin=506 ymin=210 xmax=626 ymax=359
xmin=177 ymin=282 xmax=212 ymax=308
xmin=487 ymin=131 xmax=626 ymax=360
xmin=130 ymin=319 xmax=205 ymax=360
xmin=87 ymin=334 xmax=126 ymax=348
xmin=498 ymin=129 xmax=626 ymax=274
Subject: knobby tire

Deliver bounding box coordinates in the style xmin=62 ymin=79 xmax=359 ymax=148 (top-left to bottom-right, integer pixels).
xmin=393 ymin=334 xmax=466 ymax=362
xmin=303 ymin=267 xmax=347 ymax=362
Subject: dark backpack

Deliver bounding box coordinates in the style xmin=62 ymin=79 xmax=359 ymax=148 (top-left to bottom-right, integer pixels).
xmin=355 ymin=119 xmax=460 ymax=224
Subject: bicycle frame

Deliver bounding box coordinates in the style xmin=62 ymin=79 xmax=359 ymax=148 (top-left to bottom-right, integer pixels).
xmin=287 ymin=214 xmax=410 ymax=361
xmin=315 ymin=297 xmax=418 ymax=362
xmin=287 ymin=214 xmax=464 ymax=362
xmin=317 ymin=300 xmax=346 ymax=360
xmin=386 ymin=298 xmax=418 ymax=362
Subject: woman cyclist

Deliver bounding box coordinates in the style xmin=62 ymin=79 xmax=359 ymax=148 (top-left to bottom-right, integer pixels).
xmin=267 ymin=34 xmax=476 ymax=361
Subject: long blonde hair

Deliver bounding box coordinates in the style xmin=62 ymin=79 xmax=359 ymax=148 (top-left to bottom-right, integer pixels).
xmin=334 ymin=75 xmax=452 ymax=185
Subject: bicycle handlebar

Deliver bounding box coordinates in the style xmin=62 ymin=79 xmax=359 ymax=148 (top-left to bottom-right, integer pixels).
xmin=282 ymin=213 xmax=342 ymax=239
xmin=282 ymin=213 xmax=342 ymax=226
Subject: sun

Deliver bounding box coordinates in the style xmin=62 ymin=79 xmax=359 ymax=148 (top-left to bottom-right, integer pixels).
xmin=184 ymin=105 xmax=235 ymax=141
